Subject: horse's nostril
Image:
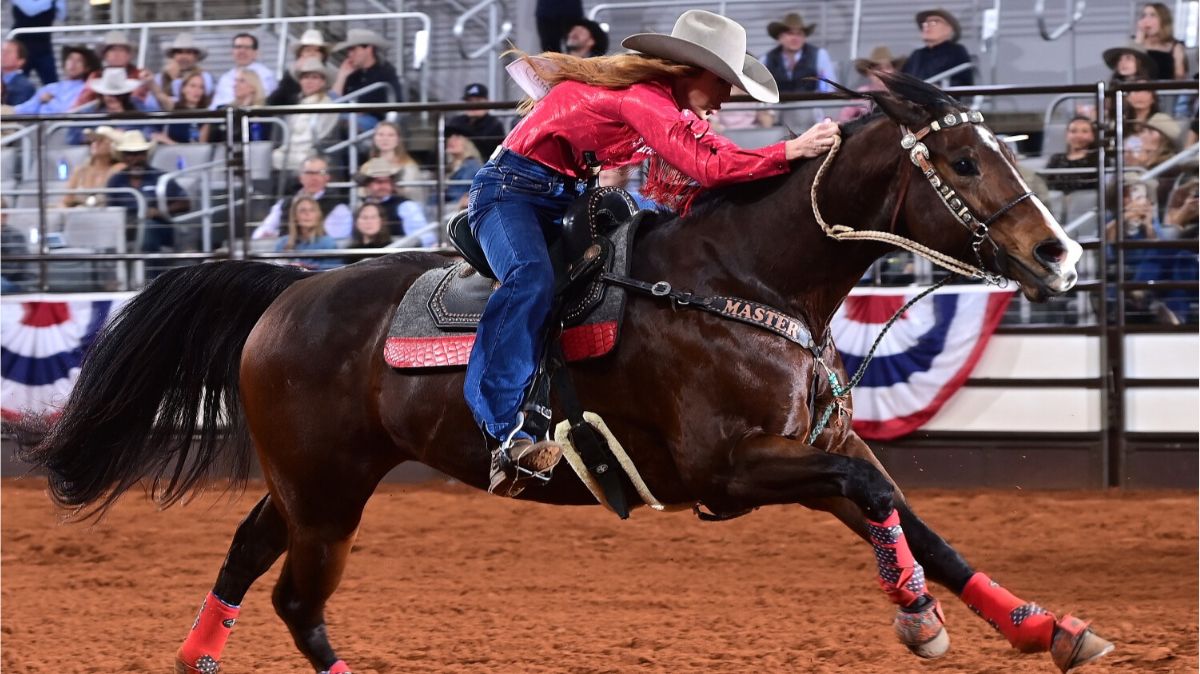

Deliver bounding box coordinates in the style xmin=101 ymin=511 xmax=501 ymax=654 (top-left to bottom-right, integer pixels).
xmin=1034 ymin=240 xmax=1068 ymax=267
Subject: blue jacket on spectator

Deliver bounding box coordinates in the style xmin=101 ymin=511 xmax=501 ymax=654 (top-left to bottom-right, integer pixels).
xmin=275 ymin=234 xmax=341 ymax=270
xmin=12 ymin=77 xmax=84 ymax=114
xmin=902 ymin=41 xmax=974 ymax=87
xmin=2 ymin=69 xmax=36 ymax=105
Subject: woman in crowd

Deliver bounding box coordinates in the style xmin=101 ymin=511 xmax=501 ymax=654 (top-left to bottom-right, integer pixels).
xmin=443 ymin=129 xmax=482 ymax=210
xmin=268 ymin=29 xmax=329 ymax=107
xmin=61 ymin=126 xmax=125 ymax=207
xmin=350 ymin=202 xmax=392 ymax=248
xmin=154 ymin=72 xmax=211 ymax=145
xmin=209 ymin=68 xmax=268 ymax=144
xmin=1044 ymin=116 xmax=1099 ymax=194
xmin=271 ymin=57 xmax=339 ymax=175
xmin=369 ymin=121 xmax=425 ymax=202
xmin=1135 ymin=3 xmax=1187 ymax=81
xmin=275 ymin=195 xmax=339 ymax=270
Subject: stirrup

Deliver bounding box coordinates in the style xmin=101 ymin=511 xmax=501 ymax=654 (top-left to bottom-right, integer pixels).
xmin=488 ymin=420 xmax=562 ymax=497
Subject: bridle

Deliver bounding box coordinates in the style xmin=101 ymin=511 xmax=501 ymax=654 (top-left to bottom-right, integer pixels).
xmin=811 ymin=109 xmax=1036 ymax=285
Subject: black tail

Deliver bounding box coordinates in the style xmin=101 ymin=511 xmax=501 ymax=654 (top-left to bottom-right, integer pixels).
xmin=14 ymin=261 xmax=309 ymax=517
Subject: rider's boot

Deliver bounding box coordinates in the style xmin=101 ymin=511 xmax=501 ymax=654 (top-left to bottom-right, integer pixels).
xmin=489 ymin=436 xmax=563 ymax=497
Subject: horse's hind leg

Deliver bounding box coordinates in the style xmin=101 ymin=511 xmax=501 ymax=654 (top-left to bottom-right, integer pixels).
xmin=176 ymin=494 xmax=289 ymax=673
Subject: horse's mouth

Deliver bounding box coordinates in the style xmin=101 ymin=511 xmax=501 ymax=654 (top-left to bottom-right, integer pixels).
xmin=1002 ymin=249 xmax=1079 ymax=303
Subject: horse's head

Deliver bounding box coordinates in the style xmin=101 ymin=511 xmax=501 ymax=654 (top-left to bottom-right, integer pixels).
xmin=861 ymin=72 xmax=1081 ymax=301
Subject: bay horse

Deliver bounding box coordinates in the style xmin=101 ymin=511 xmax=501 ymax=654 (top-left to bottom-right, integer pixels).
xmin=17 ymin=73 xmax=1110 ymax=673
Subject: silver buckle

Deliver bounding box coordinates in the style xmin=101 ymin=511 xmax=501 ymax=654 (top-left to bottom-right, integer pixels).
xmin=650 ymin=281 xmax=672 ymax=296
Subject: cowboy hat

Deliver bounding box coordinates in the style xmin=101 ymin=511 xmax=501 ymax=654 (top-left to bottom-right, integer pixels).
xmin=294 ymin=29 xmax=330 ymax=58
xmin=163 ymin=33 xmax=208 ymax=60
xmin=83 ymin=125 xmax=123 ymax=143
xmin=568 ymin=18 xmax=610 ymax=56
xmin=99 ymin=30 xmax=134 ymax=54
xmin=61 ymin=44 xmax=102 ymax=74
xmin=1102 ymin=43 xmax=1158 ymax=77
xmin=915 ymin=9 xmax=962 ymax=43
xmin=767 ymin=13 xmax=816 ymax=39
xmin=354 ymin=157 xmax=402 ymax=184
xmin=294 ymin=56 xmax=336 ymax=84
xmin=623 ymin=10 xmax=779 ymax=104
xmin=114 ymin=129 xmax=154 ymax=153
xmin=87 ymin=67 xmax=141 ymax=96
xmin=333 ymin=28 xmax=389 ymax=53
xmin=1135 ymin=113 xmax=1183 ymax=151
xmin=853 ymin=46 xmax=906 ymax=75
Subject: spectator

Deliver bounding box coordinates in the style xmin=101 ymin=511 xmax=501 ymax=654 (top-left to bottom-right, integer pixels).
xmin=211 ymin=33 xmax=278 ymax=109
xmin=276 ymin=195 xmax=339 ymax=270
xmin=535 ymin=0 xmax=584 ymax=53
xmin=1044 ymin=116 xmax=1099 ymax=194
xmin=156 ymin=33 xmax=213 ymax=107
xmin=75 ymin=31 xmax=159 ymax=111
xmin=356 ymin=157 xmax=430 ymax=245
xmin=80 ymin=68 xmax=162 ymax=143
xmin=902 ymin=8 xmax=974 ymax=87
xmin=1126 ymin=114 xmax=1181 ymax=170
xmin=1108 ymin=180 xmax=1196 ymax=324
xmin=839 ymin=46 xmax=904 ymax=122
xmin=12 ymin=45 xmax=99 ymax=115
xmin=331 ymin=28 xmax=403 ymax=132
xmin=443 ymin=129 xmax=482 ymax=210
xmin=207 ymin=68 xmax=269 ymax=144
xmin=445 ymin=83 xmax=507 ymax=160
xmin=1135 ymin=3 xmax=1188 ymax=81
xmin=11 ymin=0 xmax=63 ymax=86
xmin=564 ymin=19 xmax=609 ymax=58
xmin=2 ymin=40 xmax=36 ymax=106
xmin=252 ymin=156 xmax=351 ymax=239
xmin=1124 ymin=79 xmax=1166 ymax=131
xmin=761 ymin=13 xmax=834 ymax=95
xmin=368 ymin=120 xmax=425 ymax=202
xmin=271 ymin=57 xmax=339 ymax=176
xmin=1103 ymin=43 xmax=1157 ymax=83
xmin=350 ymin=202 xmax=392 ymax=248
xmin=106 ymin=130 xmax=190 ymax=254
xmin=1164 ymin=177 xmax=1198 ymax=239
xmin=268 ymin=29 xmax=329 ymax=107
xmin=598 ymin=165 xmax=663 ymax=212
xmin=61 ymin=126 xmax=125 ymax=208
xmin=154 ymin=72 xmax=211 ymax=145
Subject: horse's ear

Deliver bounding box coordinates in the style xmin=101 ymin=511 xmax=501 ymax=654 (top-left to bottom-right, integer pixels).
xmin=866 ymin=89 xmax=928 ymax=128
xmin=868 ymin=69 xmax=960 ymax=128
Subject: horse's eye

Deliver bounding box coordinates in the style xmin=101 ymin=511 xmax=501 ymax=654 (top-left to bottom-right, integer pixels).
xmin=952 ymin=158 xmax=979 ymax=176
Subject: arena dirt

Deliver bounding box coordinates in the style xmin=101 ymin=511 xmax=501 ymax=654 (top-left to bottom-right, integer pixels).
xmin=2 ymin=479 xmax=1195 ymax=673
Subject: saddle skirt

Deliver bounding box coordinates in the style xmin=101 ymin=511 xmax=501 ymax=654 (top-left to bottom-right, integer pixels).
xmin=385 ymin=207 xmax=646 ymax=370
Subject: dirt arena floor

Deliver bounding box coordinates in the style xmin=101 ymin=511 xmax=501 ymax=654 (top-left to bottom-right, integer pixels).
xmin=1 ymin=478 xmax=1196 ymax=673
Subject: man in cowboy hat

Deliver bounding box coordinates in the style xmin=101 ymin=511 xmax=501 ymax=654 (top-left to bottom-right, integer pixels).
xmin=564 ymin=18 xmax=609 ymax=58
xmin=12 ymin=44 xmax=99 ymax=114
xmin=760 ymin=13 xmax=834 ymax=96
xmin=331 ymin=28 xmax=403 ymax=131
xmin=268 ymin=29 xmax=331 ymax=106
xmin=838 ymin=46 xmax=905 ymax=122
xmin=1 ymin=40 xmax=36 ymax=106
xmin=156 ymin=33 xmax=213 ymax=106
xmin=354 ymin=156 xmax=429 ymax=244
xmin=75 ymin=30 xmax=160 ymax=110
xmin=106 ymin=130 xmax=190 ymax=257
xmin=211 ymin=33 xmax=278 ymax=109
xmin=445 ymin=83 xmax=507 ymax=160
xmin=901 ymin=8 xmax=974 ymax=87
xmin=253 ymin=155 xmax=351 ymax=240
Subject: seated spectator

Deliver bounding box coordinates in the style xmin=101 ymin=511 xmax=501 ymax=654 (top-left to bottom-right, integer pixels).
xmin=443 ymin=129 xmax=482 ymax=210
xmin=331 ymin=29 xmax=402 ymax=132
xmin=75 ymin=31 xmax=159 ymax=111
xmin=1108 ymin=180 xmax=1197 ymax=324
xmin=207 ymin=68 xmax=269 ymax=144
xmin=564 ymin=19 xmax=609 ymax=58
xmin=106 ymin=130 xmax=190 ymax=254
xmin=1128 ymin=115 xmax=1184 ymax=207
xmin=1164 ymin=177 xmax=1198 ymax=238
xmin=1123 ymin=79 xmax=1170 ymax=132
xmin=2 ymin=40 xmax=35 ymax=106
xmin=839 ymin=46 xmax=904 ymax=122
xmin=211 ymin=33 xmax=278 ymax=109
xmin=268 ymin=29 xmax=329 ymax=107
xmin=350 ymin=202 xmax=392 ymax=248
xmin=356 ymin=157 xmax=431 ymax=245
xmin=62 ymin=125 xmax=125 ymax=207
xmin=276 ymin=195 xmax=339 ymax=270
xmin=1103 ymin=43 xmax=1157 ymax=83
xmin=155 ymin=33 xmax=213 ymax=108
xmin=154 ymin=72 xmax=211 ymax=145
xmin=1135 ymin=3 xmax=1188 ymax=81
xmin=902 ymin=9 xmax=973 ymax=87
xmin=445 ymin=83 xmax=507 ymax=160
xmin=535 ymin=0 xmax=584 ymax=53
xmin=271 ymin=57 xmax=339 ymax=176
xmin=12 ymin=44 xmax=99 ymax=115
xmin=252 ymin=155 xmax=351 ymax=239
xmin=78 ymin=68 xmax=162 ymax=143
xmin=1044 ymin=116 xmax=1099 ymax=194
xmin=369 ymin=120 xmax=426 ymax=202
xmin=761 ymin=13 xmax=833 ymax=95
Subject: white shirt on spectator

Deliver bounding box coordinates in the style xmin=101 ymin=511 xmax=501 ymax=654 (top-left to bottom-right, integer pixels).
xmin=210 ymin=62 xmax=278 ymax=109
xmin=395 ymin=200 xmax=432 ymax=247
xmin=252 ymin=190 xmax=352 ymax=240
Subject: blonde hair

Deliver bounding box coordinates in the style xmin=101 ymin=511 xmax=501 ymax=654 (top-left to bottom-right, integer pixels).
xmin=369 ymin=121 xmax=417 ymax=168
xmin=235 ymin=68 xmax=267 ymax=106
xmin=508 ymin=50 xmax=698 ymax=114
xmin=447 ymin=133 xmax=482 ymax=172
xmin=284 ymin=195 xmax=326 ymax=250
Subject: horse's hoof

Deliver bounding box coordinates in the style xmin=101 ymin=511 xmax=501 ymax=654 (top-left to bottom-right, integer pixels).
xmin=894 ymin=595 xmax=950 ymax=659
xmin=175 ymin=654 xmax=219 ymax=673
xmin=1050 ymin=614 xmax=1114 ymax=673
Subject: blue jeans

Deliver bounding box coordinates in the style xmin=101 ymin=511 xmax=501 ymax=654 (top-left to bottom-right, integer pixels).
xmin=464 ymin=149 xmax=580 ymax=441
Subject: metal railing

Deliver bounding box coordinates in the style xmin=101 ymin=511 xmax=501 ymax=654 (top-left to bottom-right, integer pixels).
xmin=452 ymin=0 xmax=513 ymax=100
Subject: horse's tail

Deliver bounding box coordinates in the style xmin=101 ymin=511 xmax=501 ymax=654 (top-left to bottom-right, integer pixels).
xmin=13 ymin=261 xmax=309 ymax=517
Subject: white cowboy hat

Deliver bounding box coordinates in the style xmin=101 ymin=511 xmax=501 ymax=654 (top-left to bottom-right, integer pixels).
xmin=83 ymin=125 xmax=123 ymax=143
xmin=622 ymin=10 xmax=779 ymax=104
xmin=114 ymin=129 xmax=154 ymax=153
xmin=294 ymin=29 xmax=330 ymax=57
xmin=87 ymin=67 xmax=141 ymax=96
xmin=333 ymin=28 xmax=389 ymax=54
xmin=354 ymin=157 xmax=402 ymax=184
xmin=294 ymin=56 xmax=336 ymax=85
xmin=99 ymin=30 xmax=134 ymax=54
xmin=163 ymin=33 xmax=208 ymax=60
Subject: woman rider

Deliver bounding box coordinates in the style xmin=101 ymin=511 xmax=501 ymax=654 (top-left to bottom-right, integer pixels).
xmin=469 ymin=10 xmax=841 ymax=495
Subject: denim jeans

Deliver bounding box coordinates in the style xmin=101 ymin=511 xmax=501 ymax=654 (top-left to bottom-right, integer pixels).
xmin=463 ymin=149 xmax=581 ymax=441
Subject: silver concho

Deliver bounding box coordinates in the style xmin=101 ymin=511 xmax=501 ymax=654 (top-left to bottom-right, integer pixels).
xmin=900 ymin=133 xmax=917 ymax=149
xmin=968 ymin=110 xmax=985 ymax=124
xmin=942 ymin=114 xmax=960 ymax=127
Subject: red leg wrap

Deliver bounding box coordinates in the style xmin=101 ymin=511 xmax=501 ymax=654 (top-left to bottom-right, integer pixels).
xmin=177 ymin=591 xmax=240 ymax=671
xmin=960 ymin=572 xmax=1055 ymax=653
xmin=322 ymin=660 xmax=352 ymax=674
xmin=867 ymin=510 xmax=927 ymax=607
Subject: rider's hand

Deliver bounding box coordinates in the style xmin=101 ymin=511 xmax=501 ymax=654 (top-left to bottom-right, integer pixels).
xmin=785 ymin=119 xmax=840 ymax=160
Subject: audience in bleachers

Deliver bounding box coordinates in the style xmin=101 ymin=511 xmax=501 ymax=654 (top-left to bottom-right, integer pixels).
xmin=269 ymin=29 xmax=329 ymax=107
xmin=12 ymin=44 xmax=98 ymax=114
xmin=211 ymin=33 xmax=278 ymax=109
xmin=350 ymin=202 xmax=392 ymax=248
xmin=902 ymin=8 xmax=973 ymax=87
xmin=10 ymin=0 xmax=62 ymax=86
xmin=155 ymin=72 xmax=211 ymax=144
xmin=106 ymin=130 xmax=190 ymax=254
xmin=2 ymin=41 xmax=36 ymax=106
xmin=74 ymin=31 xmax=159 ymax=112
xmin=332 ymin=29 xmax=402 ymax=131
xmin=1123 ymin=81 xmax=1170 ymax=133
xmin=1164 ymin=177 xmax=1198 ymax=239
xmin=445 ymin=83 xmax=506 ymax=161
xmin=839 ymin=46 xmax=904 ymax=123
xmin=761 ymin=12 xmax=834 ymax=97
xmin=1135 ymin=3 xmax=1188 ymax=81
xmin=441 ymin=129 xmax=482 ymax=211
xmin=79 ymin=68 xmax=163 ymax=143
xmin=276 ymin=195 xmax=339 ymax=270
xmin=1044 ymin=116 xmax=1099 ymax=194
xmin=207 ymin=68 xmax=269 ymax=143
xmin=271 ymin=57 xmax=339 ymax=176
xmin=564 ymin=19 xmax=609 ymax=58
xmin=357 ymin=157 xmax=430 ymax=245
xmin=368 ymin=121 xmax=425 ymax=203
xmin=61 ymin=126 xmax=124 ymax=208
xmin=253 ymin=156 xmax=350 ymax=240
xmin=156 ymin=33 xmax=213 ymax=106
xmin=1103 ymin=43 xmax=1156 ymax=84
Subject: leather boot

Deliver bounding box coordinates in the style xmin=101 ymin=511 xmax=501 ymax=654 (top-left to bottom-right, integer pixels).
xmin=488 ymin=438 xmax=563 ymax=497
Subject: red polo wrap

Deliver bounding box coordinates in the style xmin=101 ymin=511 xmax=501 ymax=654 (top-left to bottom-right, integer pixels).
xmin=867 ymin=509 xmax=927 ymax=607
xmin=961 ymin=572 xmax=1055 ymax=652
xmin=177 ymin=591 xmax=240 ymax=667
